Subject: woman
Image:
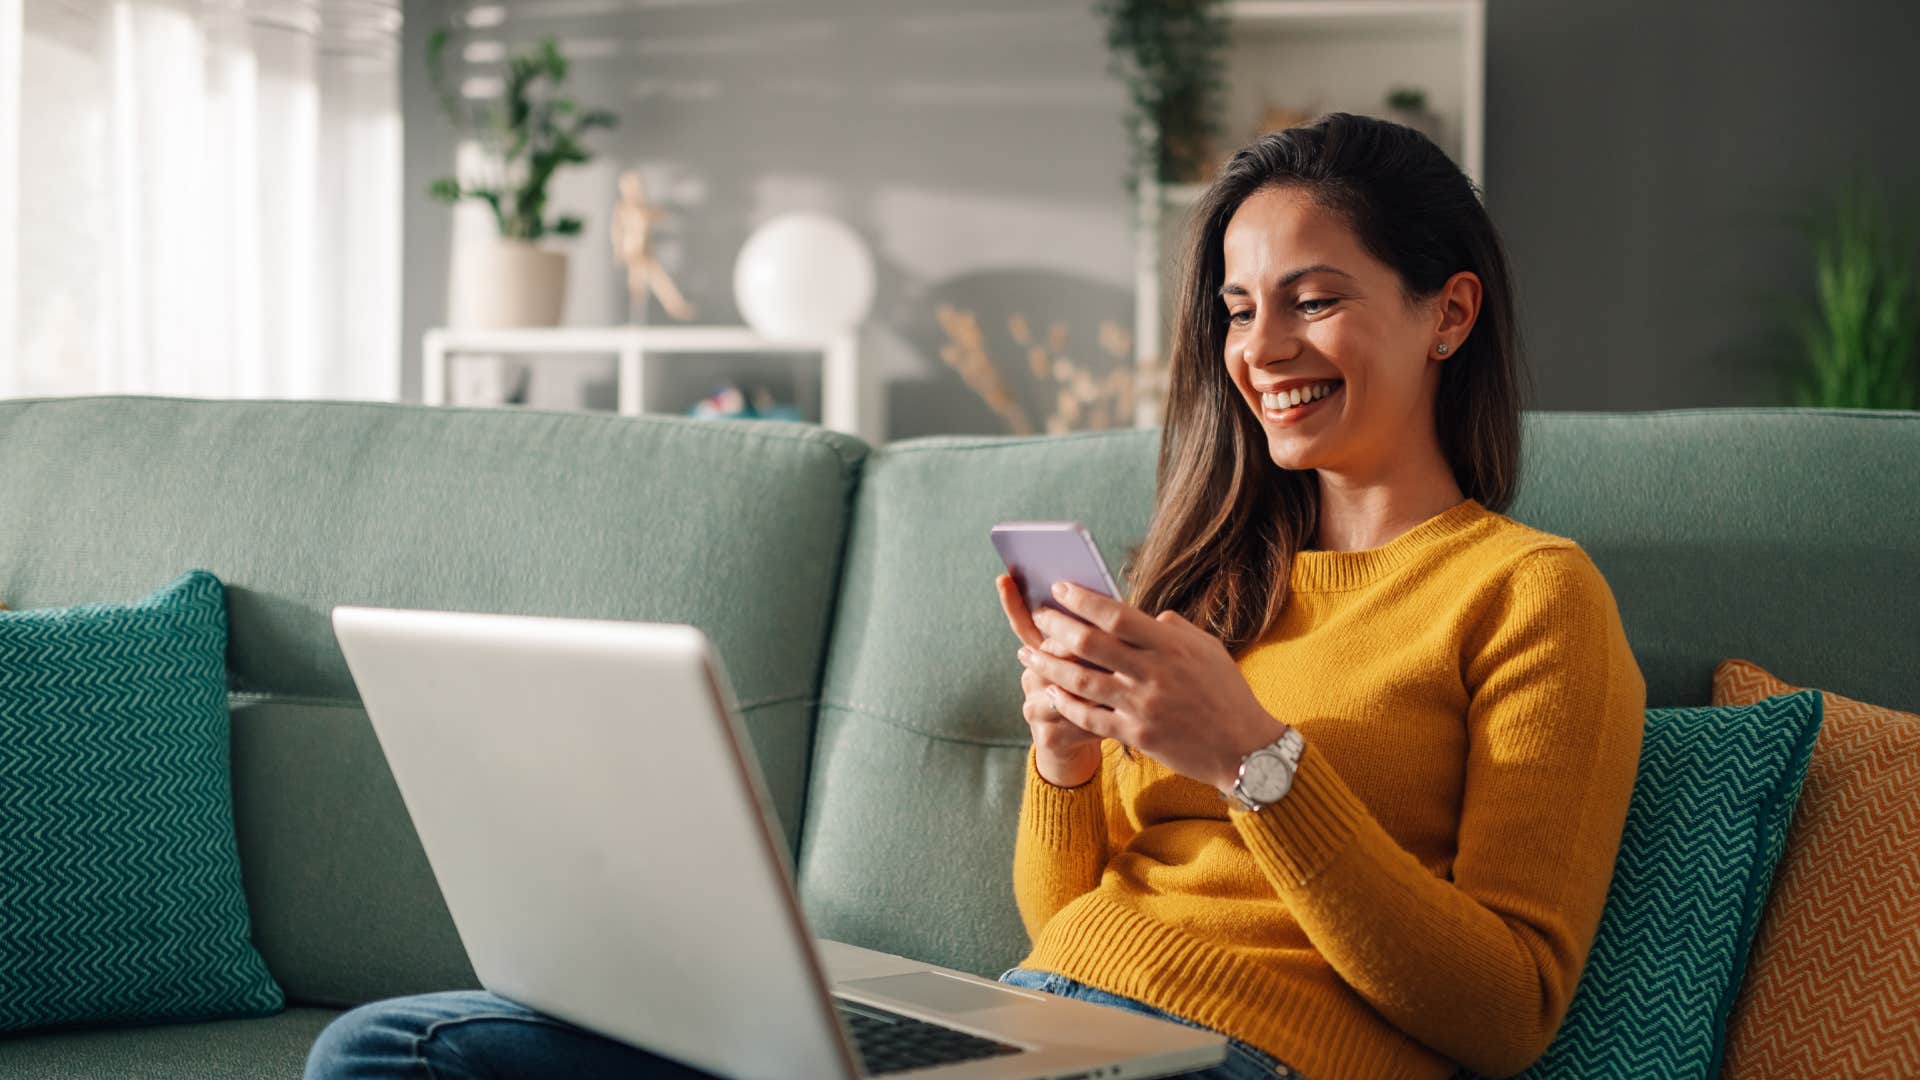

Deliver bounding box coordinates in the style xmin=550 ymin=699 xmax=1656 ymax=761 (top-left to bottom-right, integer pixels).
xmin=305 ymin=113 xmax=1645 ymax=1080
xmin=989 ymin=112 xmax=1644 ymax=1080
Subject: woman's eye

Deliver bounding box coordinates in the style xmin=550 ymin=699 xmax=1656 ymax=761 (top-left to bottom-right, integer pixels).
xmin=1228 ymin=298 xmax=1332 ymax=324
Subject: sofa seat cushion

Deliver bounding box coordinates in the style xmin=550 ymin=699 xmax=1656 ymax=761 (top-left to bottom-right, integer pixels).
xmin=0 ymin=1007 xmax=339 ymax=1079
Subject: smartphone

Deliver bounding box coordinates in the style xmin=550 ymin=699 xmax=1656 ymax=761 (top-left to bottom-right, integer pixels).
xmin=990 ymin=521 xmax=1122 ymax=673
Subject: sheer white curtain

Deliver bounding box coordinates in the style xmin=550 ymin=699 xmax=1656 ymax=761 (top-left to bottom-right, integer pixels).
xmin=2 ymin=0 xmax=400 ymax=400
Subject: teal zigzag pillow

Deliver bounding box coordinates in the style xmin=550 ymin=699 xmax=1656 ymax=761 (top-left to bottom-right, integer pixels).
xmin=1494 ymin=690 xmax=1824 ymax=1079
xmin=0 ymin=570 xmax=284 ymax=1033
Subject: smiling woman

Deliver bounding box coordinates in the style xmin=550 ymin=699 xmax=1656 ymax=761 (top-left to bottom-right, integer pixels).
xmin=1135 ymin=112 xmax=1529 ymax=650
xmin=996 ymin=112 xmax=1647 ymax=1080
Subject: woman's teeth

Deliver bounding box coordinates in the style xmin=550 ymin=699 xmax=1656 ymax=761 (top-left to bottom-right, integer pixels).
xmin=1262 ymin=380 xmax=1341 ymax=411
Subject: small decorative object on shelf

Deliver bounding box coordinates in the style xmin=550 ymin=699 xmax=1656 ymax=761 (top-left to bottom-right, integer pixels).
xmin=611 ymin=171 xmax=697 ymax=323
xmin=688 ymin=383 xmax=804 ymax=422
xmin=732 ymin=212 xmax=875 ymax=341
xmin=427 ymin=32 xmax=618 ymax=331
xmin=1383 ymin=86 xmax=1443 ymax=145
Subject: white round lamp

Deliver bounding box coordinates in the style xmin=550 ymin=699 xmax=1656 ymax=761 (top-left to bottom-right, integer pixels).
xmin=732 ymin=212 xmax=875 ymax=341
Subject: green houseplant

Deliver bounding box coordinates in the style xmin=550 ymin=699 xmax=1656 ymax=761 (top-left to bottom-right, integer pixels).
xmin=427 ymin=31 xmax=619 ymax=335
xmin=425 ymin=31 xmax=617 ymax=241
xmin=1094 ymin=0 xmax=1229 ymax=204
xmin=1787 ymin=174 xmax=1920 ymax=409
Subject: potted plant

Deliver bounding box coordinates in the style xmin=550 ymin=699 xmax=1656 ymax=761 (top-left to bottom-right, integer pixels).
xmin=1786 ymin=174 xmax=1920 ymax=409
xmin=427 ymin=31 xmax=618 ymax=329
xmin=1095 ymin=0 xmax=1230 ymax=206
xmin=1383 ymin=85 xmax=1443 ymax=146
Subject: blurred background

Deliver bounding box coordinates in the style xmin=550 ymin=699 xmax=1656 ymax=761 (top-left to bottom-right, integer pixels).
xmin=4 ymin=0 xmax=1918 ymax=441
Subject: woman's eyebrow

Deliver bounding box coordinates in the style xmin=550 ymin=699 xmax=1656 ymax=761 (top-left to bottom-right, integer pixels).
xmin=1218 ymin=264 xmax=1355 ymax=300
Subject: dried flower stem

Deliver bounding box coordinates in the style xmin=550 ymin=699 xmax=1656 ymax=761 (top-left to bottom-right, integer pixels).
xmin=937 ymin=305 xmax=1165 ymax=434
xmin=937 ymin=304 xmax=1036 ymax=435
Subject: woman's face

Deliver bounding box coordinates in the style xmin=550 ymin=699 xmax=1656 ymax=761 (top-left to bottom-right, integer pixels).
xmin=1219 ymin=185 xmax=1467 ymax=478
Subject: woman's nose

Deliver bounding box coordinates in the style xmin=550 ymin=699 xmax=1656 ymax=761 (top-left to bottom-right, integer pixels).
xmin=1238 ymin=314 xmax=1299 ymax=364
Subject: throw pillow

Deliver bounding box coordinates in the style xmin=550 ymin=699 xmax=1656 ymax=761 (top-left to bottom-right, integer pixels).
xmin=0 ymin=570 xmax=284 ymax=1032
xmin=1491 ymin=691 xmax=1824 ymax=1080
xmin=1713 ymin=659 xmax=1920 ymax=1078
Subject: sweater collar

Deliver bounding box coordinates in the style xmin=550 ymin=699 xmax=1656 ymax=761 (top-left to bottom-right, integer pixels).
xmin=1290 ymin=497 xmax=1490 ymax=592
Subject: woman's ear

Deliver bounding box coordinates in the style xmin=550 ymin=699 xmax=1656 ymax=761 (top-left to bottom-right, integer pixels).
xmin=1434 ymin=270 xmax=1482 ymax=346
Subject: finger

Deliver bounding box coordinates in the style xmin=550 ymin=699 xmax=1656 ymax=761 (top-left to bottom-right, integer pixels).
xmin=997 ymin=574 xmax=1045 ymax=650
xmin=1022 ymin=641 xmax=1124 ymax=710
xmin=1032 ymin=605 xmax=1148 ymax=676
xmin=1046 ymin=683 xmax=1122 ymax=741
xmin=1021 ymin=668 xmax=1075 ymax=727
xmin=1048 ymin=581 xmax=1167 ymax=650
xmin=1022 ymin=694 xmax=1060 ymax=725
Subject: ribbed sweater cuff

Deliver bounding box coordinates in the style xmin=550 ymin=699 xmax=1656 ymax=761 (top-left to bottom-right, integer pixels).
xmin=1229 ymin=743 xmax=1371 ymax=886
xmin=1022 ymin=744 xmax=1105 ymax=851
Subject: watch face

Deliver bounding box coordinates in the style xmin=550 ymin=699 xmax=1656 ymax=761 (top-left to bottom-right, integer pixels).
xmin=1243 ymin=749 xmax=1293 ymax=803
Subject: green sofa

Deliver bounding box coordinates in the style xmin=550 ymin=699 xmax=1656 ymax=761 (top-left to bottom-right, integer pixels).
xmin=0 ymin=396 xmax=1914 ymax=1078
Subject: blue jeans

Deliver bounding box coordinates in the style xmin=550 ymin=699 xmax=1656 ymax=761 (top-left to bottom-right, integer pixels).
xmin=994 ymin=967 xmax=1300 ymax=1079
xmin=303 ymin=968 xmax=1301 ymax=1079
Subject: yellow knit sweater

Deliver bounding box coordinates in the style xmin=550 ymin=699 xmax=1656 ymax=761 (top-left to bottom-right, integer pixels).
xmin=1012 ymin=497 xmax=1647 ymax=1080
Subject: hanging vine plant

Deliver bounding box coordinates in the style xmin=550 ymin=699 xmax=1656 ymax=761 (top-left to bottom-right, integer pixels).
xmin=1095 ymin=0 xmax=1230 ymax=201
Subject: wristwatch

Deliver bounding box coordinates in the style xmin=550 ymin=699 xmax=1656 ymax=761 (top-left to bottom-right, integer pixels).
xmin=1223 ymin=726 xmax=1306 ymax=812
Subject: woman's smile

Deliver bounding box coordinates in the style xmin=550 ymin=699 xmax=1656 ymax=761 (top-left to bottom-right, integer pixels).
xmin=1260 ymin=380 xmax=1344 ymax=425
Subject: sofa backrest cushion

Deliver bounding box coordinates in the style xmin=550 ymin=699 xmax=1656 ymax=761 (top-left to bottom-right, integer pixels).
xmin=802 ymin=428 xmax=1161 ymax=978
xmin=0 ymin=397 xmax=866 ymax=1007
xmin=800 ymin=408 xmax=1920 ymax=981
xmin=1497 ymin=407 xmax=1919 ymax=715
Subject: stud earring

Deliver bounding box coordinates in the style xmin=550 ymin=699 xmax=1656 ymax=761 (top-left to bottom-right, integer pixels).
xmin=1435 ymin=342 xmax=1450 ymax=355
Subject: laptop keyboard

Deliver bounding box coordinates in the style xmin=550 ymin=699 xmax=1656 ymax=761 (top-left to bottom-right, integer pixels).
xmin=835 ymin=997 xmax=1025 ymax=1076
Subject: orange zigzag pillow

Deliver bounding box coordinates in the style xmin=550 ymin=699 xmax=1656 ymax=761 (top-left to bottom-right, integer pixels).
xmin=1713 ymin=658 xmax=1920 ymax=1078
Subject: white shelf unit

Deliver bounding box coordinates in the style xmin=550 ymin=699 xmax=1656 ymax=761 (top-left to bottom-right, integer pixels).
xmin=421 ymin=325 xmax=879 ymax=445
xmin=1132 ymin=0 xmax=1486 ymax=428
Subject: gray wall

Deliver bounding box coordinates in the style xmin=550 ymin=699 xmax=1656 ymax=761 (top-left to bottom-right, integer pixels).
xmin=1485 ymin=0 xmax=1920 ymax=409
xmin=401 ymin=0 xmax=1920 ymax=436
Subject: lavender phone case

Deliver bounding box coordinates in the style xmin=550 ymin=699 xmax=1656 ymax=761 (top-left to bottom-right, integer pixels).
xmin=990 ymin=521 xmax=1122 ymax=673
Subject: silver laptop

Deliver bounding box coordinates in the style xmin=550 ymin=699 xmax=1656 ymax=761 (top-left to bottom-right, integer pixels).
xmin=331 ymin=605 xmax=1227 ymax=1080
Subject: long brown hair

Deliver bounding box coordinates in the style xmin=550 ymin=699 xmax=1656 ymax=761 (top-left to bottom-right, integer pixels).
xmin=1121 ymin=112 xmax=1531 ymax=660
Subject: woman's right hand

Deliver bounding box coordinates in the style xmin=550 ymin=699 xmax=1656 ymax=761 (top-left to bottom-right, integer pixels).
xmin=996 ymin=572 xmax=1103 ymax=787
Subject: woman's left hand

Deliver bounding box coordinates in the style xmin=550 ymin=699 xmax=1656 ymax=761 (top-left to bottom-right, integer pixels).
xmin=1019 ymin=581 xmax=1291 ymax=795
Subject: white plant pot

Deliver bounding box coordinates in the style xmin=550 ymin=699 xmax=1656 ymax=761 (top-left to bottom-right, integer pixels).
xmin=447 ymin=233 xmax=569 ymax=330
